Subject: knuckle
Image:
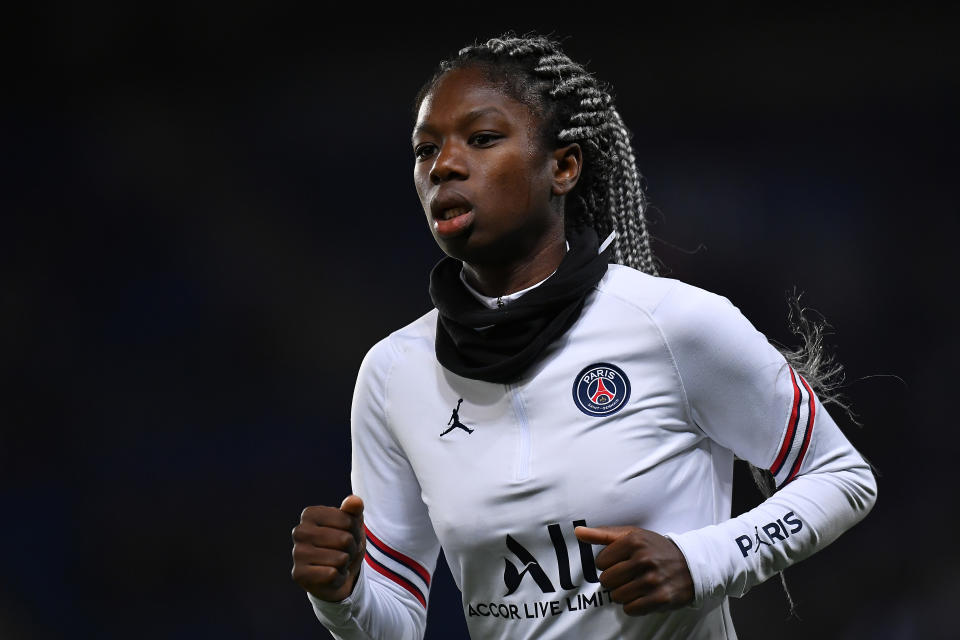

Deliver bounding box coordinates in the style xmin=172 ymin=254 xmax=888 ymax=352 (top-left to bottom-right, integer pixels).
xmin=631 ymin=553 xmax=654 ymax=571
xmin=291 ymin=565 xmax=305 ymax=583
xmin=625 ymin=557 xmax=647 ymax=577
xmin=339 ymin=531 xmax=356 ymax=550
xmin=320 ymin=565 xmax=342 ymax=585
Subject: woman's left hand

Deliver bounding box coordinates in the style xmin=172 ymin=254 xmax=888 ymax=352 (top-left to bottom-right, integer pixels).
xmin=574 ymin=525 xmax=694 ymax=616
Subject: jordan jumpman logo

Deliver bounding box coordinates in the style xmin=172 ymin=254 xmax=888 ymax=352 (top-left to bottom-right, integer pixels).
xmin=440 ymin=399 xmax=474 ymax=436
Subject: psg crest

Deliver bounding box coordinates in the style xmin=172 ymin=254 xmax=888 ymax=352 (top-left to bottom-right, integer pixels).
xmin=572 ymin=363 xmax=631 ymax=417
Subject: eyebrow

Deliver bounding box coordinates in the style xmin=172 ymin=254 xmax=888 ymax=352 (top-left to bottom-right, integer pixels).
xmin=412 ymin=106 xmax=507 ymax=142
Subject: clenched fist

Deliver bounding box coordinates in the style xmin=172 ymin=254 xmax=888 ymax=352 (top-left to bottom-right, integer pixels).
xmin=574 ymin=525 xmax=694 ymax=616
xmin=291 ymin=495 xmax=366 ymax=602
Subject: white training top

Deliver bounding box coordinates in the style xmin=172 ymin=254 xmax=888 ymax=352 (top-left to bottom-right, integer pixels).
xmin=309 ymin=264 xmax=877 ymax=640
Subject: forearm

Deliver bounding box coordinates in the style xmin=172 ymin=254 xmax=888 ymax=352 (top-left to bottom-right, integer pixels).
xmin=311 ymin=338 xmax=437 ymax=639
xmin=667 ymin=437 xmax=876 ymax=605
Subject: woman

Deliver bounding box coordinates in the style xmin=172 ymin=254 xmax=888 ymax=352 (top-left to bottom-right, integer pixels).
xmin=291 ymin=34 xmax=876 ymax=639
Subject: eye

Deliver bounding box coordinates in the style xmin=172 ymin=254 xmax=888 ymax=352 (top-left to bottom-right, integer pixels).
xmin=414 ymin=143 xmax=437 ymax=161
xmin=469 ymin=132 xmax=502 ymax=147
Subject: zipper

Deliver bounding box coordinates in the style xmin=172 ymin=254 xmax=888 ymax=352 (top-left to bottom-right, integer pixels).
xmin=506 ymin=383 xmax=531 ymax=481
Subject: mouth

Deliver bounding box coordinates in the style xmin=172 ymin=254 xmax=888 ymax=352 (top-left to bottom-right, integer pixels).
xmin=430 ymin=194 xmax=475 ymax=238
xmin=437 ymin=206 xmax=471 ymax=221
xmin=432 ymin=207 xmax=475 ymax=238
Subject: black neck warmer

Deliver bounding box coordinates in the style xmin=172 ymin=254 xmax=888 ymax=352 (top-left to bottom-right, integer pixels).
xmin=429 ymin=227 xmax=611 ymax=384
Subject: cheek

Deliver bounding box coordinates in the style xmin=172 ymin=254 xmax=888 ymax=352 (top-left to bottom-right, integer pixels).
xmin=413 ymin=170 xmax=430 ymax=210
xmin=508 ymin=160 xmax=551 ymax=214
xmin=486 ymin=159 xmax=540 ymax=208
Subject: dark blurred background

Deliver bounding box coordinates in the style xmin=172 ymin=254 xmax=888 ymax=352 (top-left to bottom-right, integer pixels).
xmin=4 ymin=4 xmax=958 ymax=638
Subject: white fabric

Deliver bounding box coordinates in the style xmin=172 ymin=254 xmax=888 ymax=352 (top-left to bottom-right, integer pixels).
xmin=458 ymin=269 xmax=553 ymax=310
xmin=309 ymin=265 xmax=876 ymax=639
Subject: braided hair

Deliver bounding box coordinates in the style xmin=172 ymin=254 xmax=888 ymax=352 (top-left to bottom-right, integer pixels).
xmin=414 ymin=33 xmax=658 ymax=275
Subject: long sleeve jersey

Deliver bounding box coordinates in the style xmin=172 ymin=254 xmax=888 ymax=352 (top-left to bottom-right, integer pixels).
xmin=309 ymin=265 xmax=877 ymax=639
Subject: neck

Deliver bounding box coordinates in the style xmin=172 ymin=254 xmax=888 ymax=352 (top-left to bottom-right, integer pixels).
xmin=461 ymin=228 xmax=566 ymax=297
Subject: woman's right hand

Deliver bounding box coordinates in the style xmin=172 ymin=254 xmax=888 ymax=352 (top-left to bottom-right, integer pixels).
xmin=291 ymin=495 xmax=366 ymax=602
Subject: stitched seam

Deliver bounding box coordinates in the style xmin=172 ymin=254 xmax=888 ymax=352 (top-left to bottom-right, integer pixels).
xmin=594 ymin=277 xmax=699 ymax=435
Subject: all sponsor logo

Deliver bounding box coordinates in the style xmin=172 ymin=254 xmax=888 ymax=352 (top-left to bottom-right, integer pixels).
xmin=467 ymin=521 xmax=617 ymax=622
xmin=502 ymin=521 xmax=598 ymax=596
xmin=572 ymin=363 xmax=631 ymax=417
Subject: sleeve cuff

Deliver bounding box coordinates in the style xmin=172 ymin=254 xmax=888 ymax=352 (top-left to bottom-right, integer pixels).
xmin=664 ymin=527 xmax=734 ymax=607
xmin=307 ymin=564 xmax=367 ymax=628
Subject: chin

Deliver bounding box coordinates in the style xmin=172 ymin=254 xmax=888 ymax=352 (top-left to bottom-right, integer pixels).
xmin=433 ymin=234 xmax=477 ymax=263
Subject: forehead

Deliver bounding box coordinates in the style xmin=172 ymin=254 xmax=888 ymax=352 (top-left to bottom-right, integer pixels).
xmin=415 ymin=66 xmax=537 ymax=133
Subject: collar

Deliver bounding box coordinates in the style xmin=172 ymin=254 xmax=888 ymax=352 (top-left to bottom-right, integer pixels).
xmin=457 ymin=241 xmax=570 ymax=310
xmin=429 ymin=228 xmax=614 ymax=383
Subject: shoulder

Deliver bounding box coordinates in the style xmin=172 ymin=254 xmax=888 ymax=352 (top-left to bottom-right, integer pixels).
xmin=593 ymin=265 xmax=768 ymax=371
xmin=357 ymin=308 xmax=439 ymax=384
xmin=595 ymin=264 xmax=738 ymax=330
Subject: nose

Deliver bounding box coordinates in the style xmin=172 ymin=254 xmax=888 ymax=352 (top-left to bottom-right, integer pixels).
xmin=429 ymin=142 xmax=468 ymax=185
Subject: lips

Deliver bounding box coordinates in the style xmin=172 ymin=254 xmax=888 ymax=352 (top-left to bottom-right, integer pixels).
xmin=430 ymin=192 xmax=475 ymax=238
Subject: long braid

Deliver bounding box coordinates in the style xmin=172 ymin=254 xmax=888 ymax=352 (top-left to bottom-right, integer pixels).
xmin=535 ymin=40 xmax=657 ymax=274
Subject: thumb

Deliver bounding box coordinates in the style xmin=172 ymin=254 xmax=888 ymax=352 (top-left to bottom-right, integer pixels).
xmin=574 ymin=525 xmax=635 ymax=545
xmin=340 ymin=494 xmax=365 ymax=518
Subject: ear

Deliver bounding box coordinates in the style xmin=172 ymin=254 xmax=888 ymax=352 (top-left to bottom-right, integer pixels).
xmin=551 ymin=143 xmax=582 ymax=196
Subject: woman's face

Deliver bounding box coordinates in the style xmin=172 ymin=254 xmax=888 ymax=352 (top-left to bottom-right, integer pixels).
xmin=412 ymin=66 xmax=567 ymax=267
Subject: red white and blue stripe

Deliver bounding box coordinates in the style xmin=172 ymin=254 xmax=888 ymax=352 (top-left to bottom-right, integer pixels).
xmin=363 ymin=525 xmax=431 ymax=608
xmin=770 ymin=367 xmax=816 ymax=488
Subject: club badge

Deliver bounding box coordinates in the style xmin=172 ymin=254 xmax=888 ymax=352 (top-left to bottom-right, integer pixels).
xmin=572 ymin=363 xmax=631 ymax=417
